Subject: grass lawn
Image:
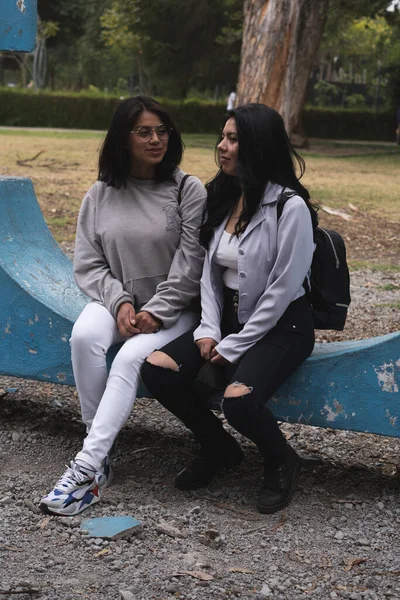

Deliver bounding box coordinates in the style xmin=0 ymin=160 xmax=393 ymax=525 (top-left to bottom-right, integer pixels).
xmin=0 ymin=128 xmax=399 ymax=269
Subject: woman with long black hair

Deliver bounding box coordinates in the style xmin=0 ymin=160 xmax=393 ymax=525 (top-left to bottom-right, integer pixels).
xmin=39 ymin=96 xmax=206 ymax=516
xmin=141 ymin=103 xmax=318 ymax=514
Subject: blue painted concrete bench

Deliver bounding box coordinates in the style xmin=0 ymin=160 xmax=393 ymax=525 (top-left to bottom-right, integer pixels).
xmin=1 ymin=176 xmax=399 ymax=439
xmin=0 ymin=0 xmax=37 ymax=53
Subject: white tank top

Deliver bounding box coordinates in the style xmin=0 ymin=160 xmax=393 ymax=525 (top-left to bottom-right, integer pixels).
xmin=214 ymin=230 xmax=240 ymax=290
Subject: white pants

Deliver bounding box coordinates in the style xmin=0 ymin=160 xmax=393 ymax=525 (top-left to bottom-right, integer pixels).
xmin=71 ymin=302 xmax=197 ymax=470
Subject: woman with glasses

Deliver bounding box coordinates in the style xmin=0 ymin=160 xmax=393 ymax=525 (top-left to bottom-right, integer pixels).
xmin=40 ymin=96 xmax=206 ymax=516
xmin=141 ymin=103 xmax=318 ymax=515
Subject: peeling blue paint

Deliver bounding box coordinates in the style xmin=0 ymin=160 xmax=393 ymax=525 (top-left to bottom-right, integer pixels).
xmin=16 ymin=1 xmax=27 ymax=15
xmin=271 ymin=332 xmax=400 ymax=437
xmin=0 ymin=0 xmax=37 ymax=52
xmin=0 ymin=177 xmax=88 ymax=386
xmin=374 ymin=360 xmax=400 ymax=393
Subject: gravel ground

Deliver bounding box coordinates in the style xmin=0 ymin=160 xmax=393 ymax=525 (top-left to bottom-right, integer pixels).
xmin=1 ymin=268 xmax=399 ymax=600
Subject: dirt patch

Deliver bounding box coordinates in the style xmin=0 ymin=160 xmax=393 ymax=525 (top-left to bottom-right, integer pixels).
xmin=316 ymin=210 xmax=400 ymax=266
xmin=1 ymin=370 xmax=399 ymax=600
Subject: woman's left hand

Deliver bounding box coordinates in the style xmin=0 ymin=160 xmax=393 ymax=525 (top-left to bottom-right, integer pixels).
xmin=210 ymin=350 xmax=230 ymax=366
xmin=135 ymin=311 xmax=162 ymax=334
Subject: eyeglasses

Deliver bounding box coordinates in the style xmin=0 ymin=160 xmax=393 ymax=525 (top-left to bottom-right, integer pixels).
xmin=130 ymin=125 xmax=172 ymax=142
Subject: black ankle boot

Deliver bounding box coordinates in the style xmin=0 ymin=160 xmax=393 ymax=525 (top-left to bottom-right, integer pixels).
xmin=175 ymin=434 xmax=244 ymax=491
xmin=257 ymin=446 xmax=300 ymax=514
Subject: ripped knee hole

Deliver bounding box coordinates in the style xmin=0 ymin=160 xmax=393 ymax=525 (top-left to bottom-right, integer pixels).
xmin=224 ymin=381 xmax=253 ymax=398
xmin=146 ymin=351 xmax=180 ymax=372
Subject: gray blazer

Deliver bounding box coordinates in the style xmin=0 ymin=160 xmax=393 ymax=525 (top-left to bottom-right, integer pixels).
xmin=193 ymin=182 xmax=314 ymax=363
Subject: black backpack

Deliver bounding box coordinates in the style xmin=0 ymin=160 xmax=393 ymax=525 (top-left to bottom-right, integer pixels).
xmin=277 ymin=191 xmax=351 ymax=330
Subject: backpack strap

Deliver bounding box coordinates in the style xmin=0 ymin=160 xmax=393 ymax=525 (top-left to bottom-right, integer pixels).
xmin=177 ymin=174 xmax=191 ymax=206
xmin=276 ymin=188 xmax=296 ymax=220
xmin=276 ymin=188 xmax=310 ymax=293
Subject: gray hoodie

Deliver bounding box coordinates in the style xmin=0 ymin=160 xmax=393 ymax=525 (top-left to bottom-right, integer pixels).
xmin=73 ymin=170 xmax=206 ymax=328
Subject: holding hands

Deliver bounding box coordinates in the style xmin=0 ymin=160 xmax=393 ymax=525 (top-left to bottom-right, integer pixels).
xmin=210 ymin=352 xmax=230 ymax=366
xmin=117 ymin=303 xmax=140 ymax=337
xmin=195 ymin=337 xmax=230 ymax=365
xmin=135 ymin=311 xmax=162 ymax=334
xmin=196 ymin=337 xmax=217 ymax=360
xmin=117 ymin=303 xmax=162 ymax=337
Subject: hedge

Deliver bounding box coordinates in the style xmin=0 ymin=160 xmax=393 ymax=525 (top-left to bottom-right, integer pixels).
xmin=0 ymin=88 xmax=226 ymax=133
xmin=0 ymin=88 xmax=396 ymax=141
xmin=0 ymin=89 xmax=120 ymax=130
xmin=303 ymin=107 xmax=397 ymax=142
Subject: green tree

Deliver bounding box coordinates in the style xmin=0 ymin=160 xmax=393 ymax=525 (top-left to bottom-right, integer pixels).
xmin=322 ymin=0 xmax=396 ymax=66
xmin=322 ymin=10 xmax=394 ymax=74
xmin=320 ymin=3 xmax=400 ymax=109
xmin=101 ymin=0 xmax=242 ymax=98
xmin=101 ymin=3 xmax=146 ymax=93
xmin=34 ymin=0 xmax=242 ymax=95
xmin=36 ymin=0 xmax=133 ymax=91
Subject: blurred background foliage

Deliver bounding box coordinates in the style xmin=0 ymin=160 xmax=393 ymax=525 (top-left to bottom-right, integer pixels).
xmin=0 ymin=0 xmax=399 ymax=138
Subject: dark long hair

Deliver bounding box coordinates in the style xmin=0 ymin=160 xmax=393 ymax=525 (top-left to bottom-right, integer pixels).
xmin=98 ymin=96 xmax=183 ymax=188
xmin=200 ymin=103 xmax=318 ymax=248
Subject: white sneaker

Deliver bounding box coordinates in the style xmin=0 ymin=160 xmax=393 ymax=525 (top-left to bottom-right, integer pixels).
xmin=39 ymin=461 xmax=101 ymax=516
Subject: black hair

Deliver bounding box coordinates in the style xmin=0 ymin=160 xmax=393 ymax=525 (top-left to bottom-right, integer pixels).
xmin=200 ymin=103 xmax=318 ymax=248
xmin=98 ymin=96 xmax=183 ymax=188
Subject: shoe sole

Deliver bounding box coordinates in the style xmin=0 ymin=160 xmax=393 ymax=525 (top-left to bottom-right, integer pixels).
xmin=39 ymin=502 xmax=75 ymax=517
xmin=256 ymin=458 xmax=301 ymax=515
xmin=39 ymin=493 xmax=101 ymax=517
xmin=175 ymin=453 xmax=245 ymax=491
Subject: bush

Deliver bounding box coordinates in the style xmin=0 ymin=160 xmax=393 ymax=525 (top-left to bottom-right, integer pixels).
xmin=0 ymin=88 xmax=396 ymax=141
xmin=346 ymin=94 xmax=367 ymax=109
xmin=0 ymin=88 xmax=119 ymax=129
xmin=0 ymin=88 xmax=226 ymax=133
xmin=302 ymin=107 xmax=395 ymax=142
xmin=313 ymin=81 xmax=341 ymax=107
xmin=164 ymin=98 xmax=226 ymax=133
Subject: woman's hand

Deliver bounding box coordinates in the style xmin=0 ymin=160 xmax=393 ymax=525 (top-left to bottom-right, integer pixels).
xmin=117 ymin=303 xmax=141 ymax=337
xmin=195 ymin=337 xmax=218 ymax=360
xmin=210 ymin=349 xmax=230 ymax=366
xmin=135 ymin=311 xmax=162 ymax=334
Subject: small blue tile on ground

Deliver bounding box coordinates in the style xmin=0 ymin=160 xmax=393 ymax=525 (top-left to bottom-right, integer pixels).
xmin=80 ymin=516 xmax=142 ymax=539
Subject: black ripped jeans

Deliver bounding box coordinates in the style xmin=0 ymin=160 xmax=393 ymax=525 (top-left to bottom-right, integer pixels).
xmin=141 ymin=290 xmax=315 ymax=463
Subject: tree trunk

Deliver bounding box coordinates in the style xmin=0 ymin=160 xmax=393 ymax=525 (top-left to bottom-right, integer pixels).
xmin=32 ymin=39 xmax=47 ymax=88
xmin=237 ymin=0 xmax=329 ymax=145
